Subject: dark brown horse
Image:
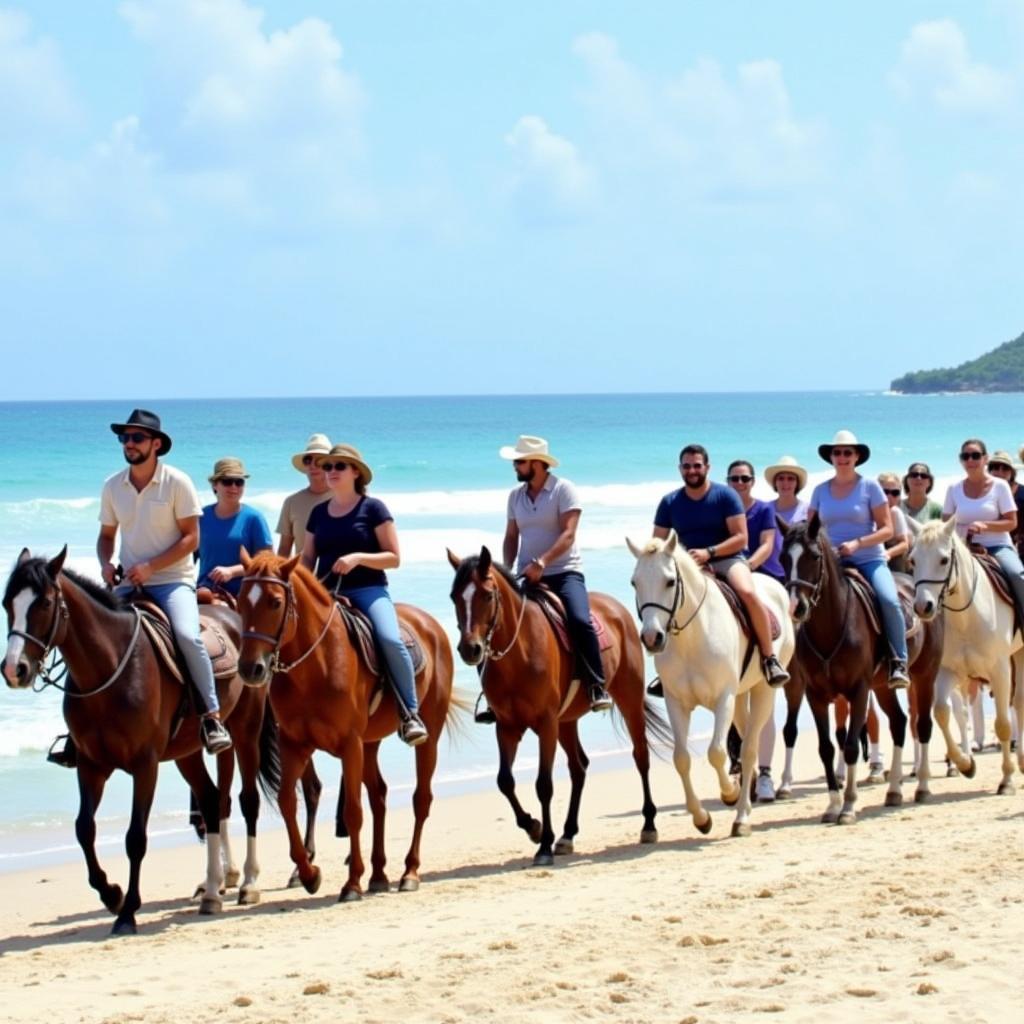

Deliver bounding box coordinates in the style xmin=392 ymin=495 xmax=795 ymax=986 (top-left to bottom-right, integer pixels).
xmin=236 ymin=550 xmax=458 ymax=901
xmin=447 ymin=546 xmax=669 ymax=865
xmin=778 ymin=518 xmax=943 ymax=822
xmin=1 ymin=548 xmax=278 ymax=934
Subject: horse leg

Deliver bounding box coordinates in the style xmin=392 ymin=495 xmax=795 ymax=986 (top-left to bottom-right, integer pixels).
xmin=231 ymin=723 xmax=262 ymax=906
xmin=616 ymin=693 xmax=659 ymax=843
xmin=277 ymin=740 xmax=321 ymax=895
xmin=176 ymin=752 xmax=224 ymax=914
xmin=362 ymin=741 xmax=390 ymax=893
xmin=989 ymin=660 xmax=1015 ymax=795
xmin=838 ymin=683 xmax=869 ymax=824
xmin=949 ymin=686 xmax=972 ymax=774
xmin=732 ymin=684 xmax=773 ymax=837
xmin=495 ymin=723 xmax=542 ymax=843
xmin=74 ymin=761 xmax=123 ymax=915
xmin=934 ymin=668 xmax=975 ymax=776
xmin=777 ymin=677 xmax=803 ymax=799
xmin=874 ymin=686 xmax=907 ymax=808
xmin=400 ymin=730 xmax=439 ymax=892
xmin=111 ymin=756 xmax=159 ymax=935
xmin=1014 ymin=652 xmax=1024 ymax=777
xmin=710 ymin=687 xmax=739 ymax=806
xmin=554 ymin=722 xmax=588 ymax=854
xmin=287 ymin=760 xmax=323 ymax=889
xmin=532 ymin=717 xmax=558 ymax=867
xmin=913 ymin=672 xmax=935 ymax=803
xmin=810 ymin=693 xmax=841 ymax=823
xmin=664 ymin=697 xmax=710 ymax=834
xmin=215 ymin=749 xmax=240 ymax=889
xmin=834 ymin=697 xmax=849 ymax=785
xmin=338 ymin=735 xmax=365 ymax=902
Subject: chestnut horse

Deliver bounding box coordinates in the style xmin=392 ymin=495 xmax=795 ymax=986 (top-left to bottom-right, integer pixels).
xmin=447 ymin=546 xmax=669 ymax=866
xmin=779 ymin=518 xmax=944 ymax=821
xmin=2 ymin=548 xmax=278 ymax=934
xmin=236 ymin=550 xmax=458 ymax=901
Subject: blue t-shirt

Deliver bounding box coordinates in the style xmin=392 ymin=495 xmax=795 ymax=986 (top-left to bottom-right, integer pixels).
xmin=307 ymin=495 xmax=393 ymax=592
xmin=809 ymin=477 xmax=887 ymax=566
xmin=198 ymin=504 xmax=273 ymax=595
xmin=745 ymin=499 xmax=784 ymax=580
xmin=654 ymin=482 xmax=744 ymax=550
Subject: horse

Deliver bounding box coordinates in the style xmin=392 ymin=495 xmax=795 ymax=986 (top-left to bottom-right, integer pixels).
xmin=1 ymin=548 xmax=278 ymax=934
xmin=778 ymin=517 xmax=943 ymax=821
xmin=236 ymin=549 xmax=458 ymax=901
xmin=909 ymin=518 xmax=1024 ymax=794
xmin=627 ymin=532 xmax=795 ymax=836
xmin=447 ymin=546 xmax=669 ymax=866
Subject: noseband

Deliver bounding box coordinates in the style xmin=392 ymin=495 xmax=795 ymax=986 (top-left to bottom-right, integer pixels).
xmin=462 ymin=575 xmax=528 ymax=663
xmin=783 ymin=546 xmax=826 ymax=612
xmin=914 ymin=543 xmax=978 ymax=613
xmin=635 ymin=560 xmax=708 ymax=636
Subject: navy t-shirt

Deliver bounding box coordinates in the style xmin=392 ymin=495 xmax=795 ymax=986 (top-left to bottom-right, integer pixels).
xmin=654 ymin=482 xmax=744 ymax=550
xmin=306 ymin=496 xmax=393 ymax=592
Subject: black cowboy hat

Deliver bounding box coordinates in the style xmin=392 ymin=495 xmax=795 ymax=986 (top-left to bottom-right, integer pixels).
xmin=109 ymin=408 xmax=172 ymax=455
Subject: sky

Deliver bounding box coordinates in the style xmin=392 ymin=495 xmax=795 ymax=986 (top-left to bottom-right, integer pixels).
xmin=3 ymin=1 xmax=1024 ymax=399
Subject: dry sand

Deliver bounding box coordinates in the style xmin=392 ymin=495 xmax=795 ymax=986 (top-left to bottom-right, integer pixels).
xmin=1 ymin=732 xmax=1021 ymax=1024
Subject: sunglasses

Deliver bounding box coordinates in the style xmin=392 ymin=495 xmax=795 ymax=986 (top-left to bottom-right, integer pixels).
xmin=117 ymin=431 xmax=151 ymax=445
xmin=321 ymin=461 xmax=351 ymax=472
xmin=959 ymin=451 xmax=984 ymax=461
xmin=907 ymin=471 xmax=931 ymax=479
xmin=218 ymin=477 xmax=246 ymax=487
xmin=680 ymin=462 xmax=706 ymax=471
xmin=831 ymin=448 xmax=856 ymax=457
xmin=883 ymin=488 xmax=901 ymax=497
xmin=988 ymin=463 xmax=1011 ymax=472
xmin=727 ymin=474 xmax=753 ymax=484
xmin=302 ymin=454 xmax=317 ymax=466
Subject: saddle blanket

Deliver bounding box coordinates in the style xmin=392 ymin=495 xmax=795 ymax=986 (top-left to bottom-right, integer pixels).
xmin=709 ymin=575 xmax=782 ymax=642
xmin=335 ymin=598 xmax=426 ymax=679
xmin=136 ymin=603 xmax=239 ymax=684
xmin=530 ymin=587 xmax=613 ymax=655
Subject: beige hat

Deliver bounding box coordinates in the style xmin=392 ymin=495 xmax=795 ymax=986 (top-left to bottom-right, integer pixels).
xmin=291 ymin=433 xmax=332 ymax=473
xmin=988 ymin=450 xmax=1017 ymax=478
xmin=209 ymin=456 xmax=250 ymax=483
xmin=316 ymin=443 xmax=373 ymax=485
xmin=764 ymin=455 xmax=808 ymax=492
xmin=818 ymin=429 xmax=870 ymax=466
xmin=499 ymin=435 xmax=559 ymax=467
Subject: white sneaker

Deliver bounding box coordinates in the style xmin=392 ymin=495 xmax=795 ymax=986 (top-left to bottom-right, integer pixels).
xmin=865 ymin=762 xmax=885 ymax=785
xmin=755 ymin=771 xmax=775 ymax=803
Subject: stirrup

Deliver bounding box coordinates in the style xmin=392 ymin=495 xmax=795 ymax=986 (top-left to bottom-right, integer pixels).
xmin=588 ymin=685 xmax=613 ymax=713
xmin=887 ymin=660 xmax=910 ymax=690
xmin=201 ymin=716 xmax=233 ymax=755
xmin=763 ymin=655 xmax=790 ymax=688
xmin=474 ymin=693 xmax=496 ymax=725
xmin=399 ymin=715 xmax=428 ymax=747
xmin=46 ymin=733 xmax=77 ymax=769
xmin=646 ymin=677 xmax=664 ymax=698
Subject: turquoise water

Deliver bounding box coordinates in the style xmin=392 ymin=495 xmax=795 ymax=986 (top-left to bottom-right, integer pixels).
xmin=1 ymin=389 xmax=1021 ymax=867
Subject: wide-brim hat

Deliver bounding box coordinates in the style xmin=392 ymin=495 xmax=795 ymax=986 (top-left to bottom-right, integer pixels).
xmin=316 ymin=443 xmax=373 ymax=485
xmin=989 ymin=450 xmax=1017 ymax=477
xmin=291 ymin=433 xmax=332 ymax=472
xmin=499 ymin=435 xmax=559 ymax=467
xmin=110 ymin=408 xmax=172 ymax=455
xmin=764 ymin=455 xmax=808 ymax=492
xmin=209 ymin=456 xmax=250 ymax=484
xmin=818 ymin=429 xmax=870 ymax=466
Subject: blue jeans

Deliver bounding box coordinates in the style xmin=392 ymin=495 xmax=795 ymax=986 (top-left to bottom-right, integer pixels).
xmin=541 ymin=571 xmax=606 ymax=689
xmin=117 ymin=581 xmax=219 ymax=713
xmin=988 ymin=545 xmax=1024 ymax=616
xmin=844 ymin=558 xmax=908 ymax=662
xmin=345 ymin=585 xmax=419 ymax=714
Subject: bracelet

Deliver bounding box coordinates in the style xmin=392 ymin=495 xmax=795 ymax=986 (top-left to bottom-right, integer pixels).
xmin=532 ymin=557 xmax=546 ymax=569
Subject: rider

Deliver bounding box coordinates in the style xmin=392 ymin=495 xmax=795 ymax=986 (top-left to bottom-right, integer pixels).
xmin=197 ymin=457 xmax=273 ymax=599
xmin=808 ymin=430 xmax=909 ymax=688
xmin=276 ymin=433 xmax=332 ymax=556
xmin=493 ymin=435 xmax=612 ymax=720
xmin=302 ymin=443 xmax=428 ymax=747
xmin=900 ymin=462 xmax=943 ymax=524
xmin=653 ymin=444 xmax=790 ymax=687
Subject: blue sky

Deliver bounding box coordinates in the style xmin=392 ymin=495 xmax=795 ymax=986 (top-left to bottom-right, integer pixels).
xmin=3 ymin=1 xmax=1024 ymax=398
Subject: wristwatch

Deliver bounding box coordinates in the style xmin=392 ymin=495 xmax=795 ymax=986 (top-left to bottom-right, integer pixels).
xmin=531 ymin=557 xmax=546 ymax=570
xmin=707 ymin=545 xmax=717 ymax=560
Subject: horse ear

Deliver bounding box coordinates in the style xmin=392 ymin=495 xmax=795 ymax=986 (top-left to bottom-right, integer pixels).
xmin=240 ymin=546 xmax=252 ymax=571
xmin=807 ymin=515 xmax=821 ymax=540
xmin=626 ymin=536 xmax=643 ymax=559
xmin=17 ymin=548 xmax=31 ymax=565
xmin=664 ymin=530 xmax=678 ymax=554
xmin=479 ymin=546 xmax=493 ymax=575
xmin=280 ymin=554 xmax=301 ymax=579
xmin=47 ymin=545 xmax=68 ymax=578
xmin=943 ymin=517 xmax=957 ymax=538
xmin=446 ymin=548 xmax=462 ymax=571
xmin=775 ymin=514 xmax=790 ymax=538
xmin=904 ymin=516 xmax=922 ymax=538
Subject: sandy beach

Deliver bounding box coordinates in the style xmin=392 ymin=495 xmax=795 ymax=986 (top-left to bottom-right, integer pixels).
xmin=1 ymin=731 xmax=1021 ymax=1024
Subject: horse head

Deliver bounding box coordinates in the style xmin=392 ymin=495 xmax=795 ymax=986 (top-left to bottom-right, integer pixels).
xmin=627 ymin=532 xmax=683 ymax=653
xmin=446 ymin=545 xmax=507 ymax=666
xmin=910 ymin=517 xmax=959 ymax=620
xmin=778 ymin=516 xmax=830 ymax=624
xmin=236 ymin=547 xmax=301 ymax=685
xmin=2 ymin=546 xmax=68 ymax=688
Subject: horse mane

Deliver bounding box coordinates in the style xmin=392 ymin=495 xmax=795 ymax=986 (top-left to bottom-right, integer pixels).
xmin=3 ymin=557 xmax=126 ymax=612
xmin=246 ymin=550 xmax=333 ymax=609
xmin=451 ymin=555 xmax=523 ymax=598
xmin=918 ymin=519 xmax=956 ymax=546
xmin=63 ymin=567 xmax=126 ymax=610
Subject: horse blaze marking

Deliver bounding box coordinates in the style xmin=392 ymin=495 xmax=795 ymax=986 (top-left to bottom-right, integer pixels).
xmin=787 ymin=543 xmax=804 ymax=587
xmin=462 ymin=583 xmax=476 ymax=630
xmin=246 ymin=584 xmax=263 ymax=610
xmin=5 ymin=588 xmax=34 ymax=666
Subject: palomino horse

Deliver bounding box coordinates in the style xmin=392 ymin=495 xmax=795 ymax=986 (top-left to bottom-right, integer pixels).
xmin=779 ymin=518 xmax=943 ymax=820
xmin=910 ymin=518 xmax=1024 ymax=794
xmin=1 ymin=549 xmax=278 ymax=934
xmin=447 ymin=547 xmax=668 ymax=865
xmin=628 ymin=532 xmax=795 ymax=837
xmin=236 ymin=550 xmax=457 ymax=901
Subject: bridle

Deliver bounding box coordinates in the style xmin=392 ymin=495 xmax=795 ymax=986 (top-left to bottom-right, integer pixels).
xmin=913 ymin=541 xmax=979 ymax=613
xmin=784 ymin=544 xmax=852 ymax=667
xmin=783 ymin=543 xmax=826 ymax=613
xmin=635 ymin=557 xmax=709 ymax=636
xmin=461 ymin=573 xmax=528 ymax=663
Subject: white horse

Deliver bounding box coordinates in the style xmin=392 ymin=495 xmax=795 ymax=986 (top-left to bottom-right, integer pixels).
xmin=911 ymin=518 xmax=1024 ymax=794
xmin=627 ymin=531 xmax=795 ymax=836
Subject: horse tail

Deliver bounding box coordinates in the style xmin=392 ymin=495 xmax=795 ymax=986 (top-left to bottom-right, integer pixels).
xmin=641 ymin=698 xmax=674 ymax=753
xmin=257 ymin=702 xmax=282 ymax=803
xmin=443 ymin=688 xmax=475 ymax=744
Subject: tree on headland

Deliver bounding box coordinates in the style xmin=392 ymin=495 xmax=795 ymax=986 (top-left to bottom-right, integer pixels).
xmin=891 ymin=331 xmax=1024 ymax=393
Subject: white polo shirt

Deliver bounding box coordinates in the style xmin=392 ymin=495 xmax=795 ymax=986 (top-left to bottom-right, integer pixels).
xmin=99 ymin=462 xmax=202 ymax=585
xmin=507 ymin=473 xmax=584 ymax=576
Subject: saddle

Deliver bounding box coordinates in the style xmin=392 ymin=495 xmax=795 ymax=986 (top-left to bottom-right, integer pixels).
xmin=529 ymin=586 xmax=613 ymax=655
xmin=968 ymin=546 xmax=1022 ymax=632
xmin=842 ymin=568 xmax=920 ymax=642
xmin=334 ymin=596 xmax=426 ymax=681
xmin=707 ymin=574 xmax=782 ymax=643
xmin=196 ymin=585 xmax=238 ymax=611
xmin=132 ymin=598 xmax=239 ymax=684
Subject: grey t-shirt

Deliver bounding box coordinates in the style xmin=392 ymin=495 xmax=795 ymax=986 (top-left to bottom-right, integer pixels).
xmin=507 ymin=474 xmax=583 ymax=575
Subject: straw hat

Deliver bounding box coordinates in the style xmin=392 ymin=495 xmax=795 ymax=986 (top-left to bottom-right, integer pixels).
xmin=499 ymin=435 xmax=559 ymax=467
xmin=291 ymin=433 xmax=332 ymax=473
xmin=764 ymin=455 xmax=808 ymax=492
xmin=316 ymin=443 xmax=373 ymax=485
xmin=208 ymin=457 xmax=250 ymax=484
xmin=818 ymin=429 xmax=870 ymax=466
xmin=109 ymin=408 xmax=173 ymax=455
xmin=989 ymin=450 xmax=1017 ymax=479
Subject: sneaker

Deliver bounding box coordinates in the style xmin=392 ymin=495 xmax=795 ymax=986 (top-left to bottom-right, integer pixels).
xmin=46 ymin=733 xmax=77 ymax=769
xmin=755 ymin=770 xmax=775 ymax=803
xmin=762 ymin=654 xmax=790 ymax=688
xmin=866 ymin=762 xmax=885 ymax=785
xmin=888 ymin=660 xmax=910 ymax=689
xmin=589 ymin=684 xmax=613 ymax=713
xmin=646 ymin=677 xmax=664 ymax=698
xmin=399 ymin=715 xmax=429 ymax=747
xmin=473 ymin=693 xmax=497 ymax=725
xmin=200 ymin=716 xmax=233 ymax=755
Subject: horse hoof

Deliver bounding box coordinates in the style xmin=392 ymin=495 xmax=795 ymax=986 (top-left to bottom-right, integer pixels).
xmin=837 ymin=811 xmax=857 ymax=826
xmin=730 ymin=821 xmax=752 ymax=838
xmin=884 ymin=791 xmax=903 ymax=808
xmin=338 ymin=888 xmax=363 ymax=903
xmin=368 ymin=877 xmax=391 ymax=894
xmin=238 ymin=887 xmax=260 ymax=906
xmin=199 ymin=896 xmax=222 ymax=915
xmin=303 ymin=866 xmax=322 ymax=896
xmin=775 ymin=786 xmax=792 ymax=801
xmin=821 ymin=811 xmax=839 ymax=825
xmin=720 ymin=786 xmax=740 ymax=808
xmin=553 ymin=837 xmax=574 ymax=855
xmin=533 ymin=851 xmax=555 ymax=867
xmin=286 ymin=867 xmax=304 ymax=889
xmin=695 ymin=813 xmax=712 ymax=835
xmin=110 ymin=917 xmax=137 ymax=936
xmin=223 ymin=868 xmax=240 ymax=889
xmin=103 ymin=885 xmax=125 ymax=914
xmin=914 ymin=789 xmax=931 ymax=804
xmin=962 ymin=758 xmax=977 ymax=780
xmin=639 ymin=828 xmax=659 ymax=845
xmin=945 ymin=764 xmax=960 ymax=778
xmin=527 ymin=819 xmax=543 ymax=844
xmin=997 ymin=781 xmax=1015 ymax=796
xmin=398 ymin=876 xmax=420 ymax=893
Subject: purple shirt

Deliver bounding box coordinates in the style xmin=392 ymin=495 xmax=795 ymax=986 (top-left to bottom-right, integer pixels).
xmin=745 ymin=499 xmax=784 ymax=581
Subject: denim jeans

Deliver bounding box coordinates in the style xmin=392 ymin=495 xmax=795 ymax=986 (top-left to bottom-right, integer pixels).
xmin=843 ymin=558 xmax=908 ymax=662
xmin=541 ymin=571 xmax=606 ymax=688
xmin=117 ymin=581 xmax=219 ymax=713
xmin=988 ymin=545 xmax=1024 ymax=617
xmin=345 ymin=585 xmax=419 ymax=714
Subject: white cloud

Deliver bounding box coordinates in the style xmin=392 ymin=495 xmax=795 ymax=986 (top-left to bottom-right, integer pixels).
xmin=504 ymin=115 xmax=596 ymax=221
xmin=890 ymin=19 xmax=1014 ymax=114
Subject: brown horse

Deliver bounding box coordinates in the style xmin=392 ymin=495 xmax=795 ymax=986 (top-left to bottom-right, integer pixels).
xmin=779 ymin=518 xmax=944 ymax=822
xmin=1 ymin=548 xmax=278 ymax=935
xmin=447 ymin=546 xmax=669 ymax=865
xmin=236 ymin=550 xmax=458 ymax=901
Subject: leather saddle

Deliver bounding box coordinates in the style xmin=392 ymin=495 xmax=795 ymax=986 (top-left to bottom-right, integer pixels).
xmin=968 ymin=546 xmax=1022 ymax=631
xmin=528 ymin=585 xmax=612 ymax=656
xmin=131 ymin=597 xmax=239 ymax=684
xmin=703 ymin=571 xmax=782 ymax=643
xmin=843 ymin=568 xmax=920 ymax=642
xmin=334 ymin=596 xmax=426 ymax=680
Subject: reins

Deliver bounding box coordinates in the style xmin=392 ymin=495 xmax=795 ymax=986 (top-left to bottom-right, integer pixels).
xmin=482 ymin=575 xmax=529 ymax=662
xmin=914 ymin=540 xmax=980 ymax=613
xmin=636 ymin=558 xmax=709 ymax=636
xmin=787 ymin=545 xmax=853 ymax=668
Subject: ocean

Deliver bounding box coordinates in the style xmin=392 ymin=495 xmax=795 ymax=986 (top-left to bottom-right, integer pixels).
xmin=1 ymin=389 xmax=1020 ymax=870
